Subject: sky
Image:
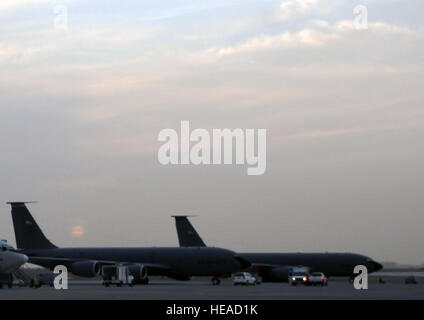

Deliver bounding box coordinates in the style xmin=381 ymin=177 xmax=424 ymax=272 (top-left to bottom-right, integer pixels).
xmin=0 ymin=0 xmax=423 ymax=264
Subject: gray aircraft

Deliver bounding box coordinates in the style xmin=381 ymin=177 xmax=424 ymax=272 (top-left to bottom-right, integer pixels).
xmin=0 ymin=240 xmax=28 ymax=288
xmin=7 ymin=203 xmax=250 ymax=285
xmin=173 ymin=216 xmax=383 ymax=282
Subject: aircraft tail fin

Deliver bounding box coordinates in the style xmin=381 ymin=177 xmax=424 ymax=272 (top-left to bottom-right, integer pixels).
xmin=172 ymin=215 xmax=206 ymax=247
xmin=7 ymin=202 xmax=57 ymax=250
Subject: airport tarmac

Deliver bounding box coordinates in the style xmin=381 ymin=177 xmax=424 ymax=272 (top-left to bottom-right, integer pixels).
xmin=0 ymin=277 xmax=423 ymax=300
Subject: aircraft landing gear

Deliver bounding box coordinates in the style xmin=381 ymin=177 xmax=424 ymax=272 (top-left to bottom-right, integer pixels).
xmin=8 ymin=274 xmax=13 ymax=289
xmin=211 ymin=277 xmax=221 ymax=285
xmin=0 ymin=282 xmax=13 ymax=289
xmin=140 ymin=277 xmax=149 ymax=285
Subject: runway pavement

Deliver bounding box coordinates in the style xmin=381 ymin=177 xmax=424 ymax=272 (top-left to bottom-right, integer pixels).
xmin=1 ymin=277 xmax=424 ymax=300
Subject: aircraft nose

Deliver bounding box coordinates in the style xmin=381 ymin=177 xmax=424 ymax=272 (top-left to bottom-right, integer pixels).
xmin=365 ymin=258 xmax=383 ymax=272
xmin=19 ymin=254 xmax=29 ymax=265
xmin=372 ymin=261 xmax=383 ymax=272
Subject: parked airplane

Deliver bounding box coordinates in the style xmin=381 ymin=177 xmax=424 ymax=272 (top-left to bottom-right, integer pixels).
xmin=7 ymin=203 xmax=250 ymax=285
xmin=0 ymin=240 xmax=28 ymax=288
xmin=173 ymin=216 xmax=383 ymax=282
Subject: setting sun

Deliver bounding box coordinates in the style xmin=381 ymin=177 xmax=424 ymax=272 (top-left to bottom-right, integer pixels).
xmin=71 ymin=225 xmax=85 ymax=238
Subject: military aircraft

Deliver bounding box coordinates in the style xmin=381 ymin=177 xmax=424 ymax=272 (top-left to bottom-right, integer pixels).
xmin=7 ymin=203 xmax=250 ymax=285
xmin=173 ymin=216 xmax=383 ymax=282
xmin=0 ymin=240 xmax=28 ymax=288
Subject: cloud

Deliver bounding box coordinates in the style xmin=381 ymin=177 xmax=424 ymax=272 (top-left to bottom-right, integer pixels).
xmin=217 ymin=28 xmax=335 ymax=56
xmin=278 ymin=0 xmax=318 ymax=20
xmin=0 ymin=25 xmax=157 ymax=65
xmin=0 ymin=0 xmax=54 ymax=12
xmin=309 ymin=19 xmax=330 ymax=29
xmin=215 ymin=20 xmax=419 ymax=57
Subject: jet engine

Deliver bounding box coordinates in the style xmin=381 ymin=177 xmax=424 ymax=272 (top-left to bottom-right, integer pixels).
xmin=70 ymin=261 xmax=101 ymax=277
xmin=127 ymin=264 xmax=148 ymax=283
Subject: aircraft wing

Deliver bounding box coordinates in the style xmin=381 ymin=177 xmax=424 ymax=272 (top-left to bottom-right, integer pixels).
xmin=28 ymin=256 xmax=172 ymax=273
xmin=250 ymin=263 xmax=281 ymax=272
xmin=248 ymin=263 xmax=296 ymax=277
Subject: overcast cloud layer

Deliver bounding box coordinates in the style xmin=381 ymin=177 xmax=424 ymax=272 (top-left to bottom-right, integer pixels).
xmin=0 ymin=0 xmax=423 ymax=264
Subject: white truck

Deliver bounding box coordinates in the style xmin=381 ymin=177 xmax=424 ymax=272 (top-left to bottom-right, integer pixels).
xmin=101 ymin=265 xmax=135 ymax=287
xmin=288 ymin=266 xmax=311 ymax=286
xmin=233 ymin=272 xmax=257 ymax=286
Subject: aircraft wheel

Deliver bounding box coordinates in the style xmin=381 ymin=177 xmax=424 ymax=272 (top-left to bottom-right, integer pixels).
xmin=211 ymin=278 xmax=220 ymax=285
